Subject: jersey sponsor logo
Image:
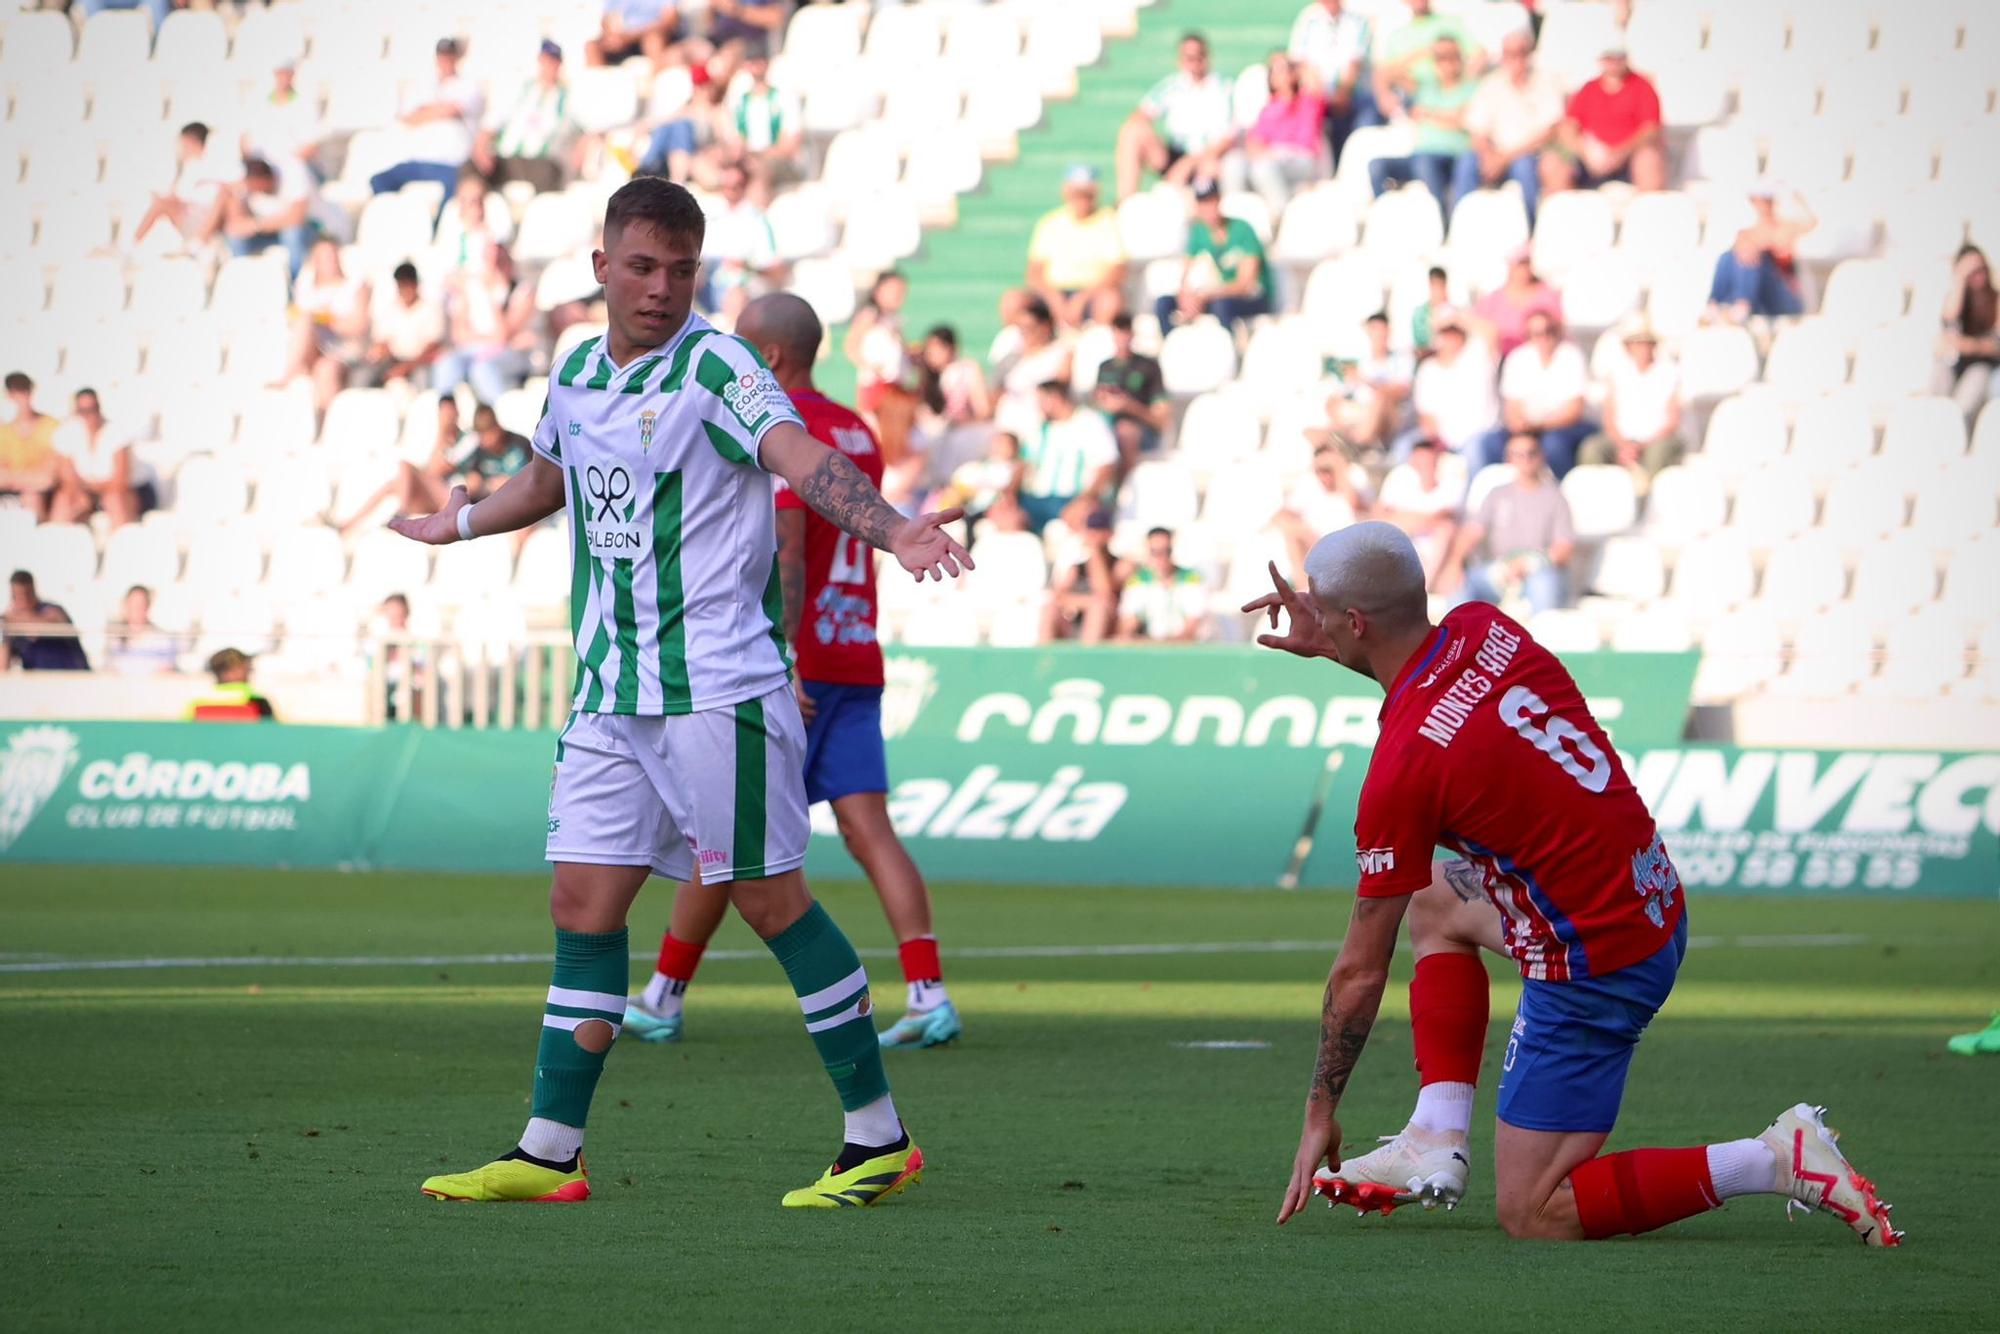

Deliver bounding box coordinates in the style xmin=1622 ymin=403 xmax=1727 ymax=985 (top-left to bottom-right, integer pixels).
xmin=0 ymin=725 xmax=79 ymax=849
xmin=568 ymin=421 xmax=581 ymax=436
xmin=1416 ymin=634 xmax=1467 ymax=689
xmin=696 ymin=847 xmax=727 ymax=870
xmin=1630 ymin=832 xmax=1679 ymax=927
xmin=721 ymin=368 xmax=785 ymax=430
xmin=812 ymin=585 xmax=878 ymax=648
xmin=1416 ymin=621 xmax=1523 ymax=748
xmin=583 ymin=465 xmax=642 ymax=555
xmin=1355 ymin=846 xmax=1397 ymax=875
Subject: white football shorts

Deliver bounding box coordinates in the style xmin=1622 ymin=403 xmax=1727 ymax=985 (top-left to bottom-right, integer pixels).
xmin=544 ymin=684 xmax=809 ymax=882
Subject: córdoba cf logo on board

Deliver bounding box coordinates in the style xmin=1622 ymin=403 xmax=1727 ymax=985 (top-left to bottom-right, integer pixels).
xmin=0 ymin=725 xmax=79 ymax=850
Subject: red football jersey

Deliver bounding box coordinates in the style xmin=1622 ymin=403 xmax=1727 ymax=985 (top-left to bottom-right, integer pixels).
xmin=1354 ymin=601 xmax=1682 ymax=982
xmin=772 ymin=389 xmax=885 ymax=686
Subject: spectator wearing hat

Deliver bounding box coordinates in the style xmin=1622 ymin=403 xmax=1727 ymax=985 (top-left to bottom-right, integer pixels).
xmin=1157 ymin=180 xmax=1272 ymax=334
xmin=242 ymin=58 xmax=322 ymax=171
xmin=187 ymin=648 xmax=276 ymax=722
xmin=1368 ymin=35 xmax=1478 ymax=216
xmin=1115 ymin=32 xmax=1237 ymax=200
xmin=1288 ymin=0 xmax=1376 ymax=165
xmin=1092 ymin=311 xmax=1169 ymax=474
xmin=0 ymin=373 xmax=59 ymax=521
xmin=1041 ymin=508 xmax=1123 ymax=644
xmin=2 ymin=571 xmax=88 ymax=673
xmin=588 ymin=0 xmax=685 ymax=68
xmin=371 ymin=38 xmax=484 ymax=199
xmin=1020 ymin=381 xmax=1119 ymax=534
xmin=1494 ymin=310 xmax=1593 ymax=478
xmin=474 ymin=40 xmax=574 ymax=194
xmin=1404 ymin=311 xmax=1497 ymax=462
xmin=1707 ymin=183 xmax=1815 ymax=323
xmin=1470 ymin=245 xmax=1562 ymax=359
xmin=1463 ymin=27 xmax=1564 ymax=225
xmin=1027 ymin=165 xmax=1128 ymax=331
xmin=1580 ymin=319 xmax=1683 ymax=482
xmin=1544 ymin=46 xmax=1665 ymax=195
xmin=1439 ymin=432 xmax=1575 ymax=616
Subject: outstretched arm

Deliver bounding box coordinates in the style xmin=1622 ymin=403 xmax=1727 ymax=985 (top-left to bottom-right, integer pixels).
xmin=387 ymin=454 xmax=565 ymax=544
xmin=1277 ymin=892 xmax=1409 ymax=1224
xmin=760 ymin=421 xmax=972 ymax=582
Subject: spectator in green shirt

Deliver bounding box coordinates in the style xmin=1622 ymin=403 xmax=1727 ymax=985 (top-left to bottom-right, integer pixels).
xmin=1371 ymin=0 xmax=1483 ymax=122
xmin=451 ymin=404 xmax=532 ymax=501
xmin=1156 ymin=180 xmax=1272 ymax=334
xmin=1367 ymin=37 xmax=1478 ymax=216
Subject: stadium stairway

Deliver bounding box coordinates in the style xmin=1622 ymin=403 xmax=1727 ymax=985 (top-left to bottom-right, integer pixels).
xmin=874 ymin=0 xmax=1297 ymax=371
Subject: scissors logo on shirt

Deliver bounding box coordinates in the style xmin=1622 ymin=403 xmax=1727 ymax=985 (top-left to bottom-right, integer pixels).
xmin=586 ymin=464 xmax=632 ymax=521
xmin=639 ymin=409 xmax=656 ymax=452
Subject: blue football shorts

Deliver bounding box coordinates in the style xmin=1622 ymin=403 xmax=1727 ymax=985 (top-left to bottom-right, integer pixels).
xmin=1495 ymin=914 xmax=1689 ymax=1134
xmin=801 ymin=681 xmax=889 ymax=805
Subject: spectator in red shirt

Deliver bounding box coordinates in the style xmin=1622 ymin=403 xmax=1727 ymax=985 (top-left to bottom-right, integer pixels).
xmin=1542 ymin=46 xmax=1664 ymax=196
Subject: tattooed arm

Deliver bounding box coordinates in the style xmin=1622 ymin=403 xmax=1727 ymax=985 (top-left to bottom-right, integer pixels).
xmin=1277 ymin=893 xmax=1410 ymax=1225
xmin=760 ymin=422 xmax=971 ymax=581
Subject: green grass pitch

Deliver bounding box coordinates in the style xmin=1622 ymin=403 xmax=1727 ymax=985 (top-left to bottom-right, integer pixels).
xmin=3 ymin=866 xmax=1995 ymax=1331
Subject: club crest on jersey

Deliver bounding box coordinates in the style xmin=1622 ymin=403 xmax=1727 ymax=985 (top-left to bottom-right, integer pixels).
xmin=638 ymin=409 xmax=656 ymax=451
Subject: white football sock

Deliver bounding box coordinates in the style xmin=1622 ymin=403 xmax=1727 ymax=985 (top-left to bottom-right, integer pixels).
xmin=907 ymin=979 xmax=949 ymax=1014
xmin=843 ymin=1093 xmax=903 ymax=1148
xmin=640 ymin=970 xmax=687 ymax=1015
xmin=518 ymin=1116 xmax=584 ymax=1164
xmin=1706 ymin=1138 xmax=1778 ymax=1198
xmin=1408 ymin=1081 xmax=1476 ymax=1137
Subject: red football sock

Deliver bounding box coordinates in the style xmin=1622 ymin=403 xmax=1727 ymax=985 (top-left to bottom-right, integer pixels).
xmin=1410 ymin=952 xmax=1489 ymax=1086
xmin=898 ymin=936 xmax=942 ymax=985
xmin=656 ymin=932 xmax=705 ymax=983
xmin=1570 ymin=1148 xmax=1721 ymax=1238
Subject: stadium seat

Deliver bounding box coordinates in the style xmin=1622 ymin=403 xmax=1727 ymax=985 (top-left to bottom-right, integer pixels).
xmin=1199 ymin=456 xmax=1284 ymax=532
xmin=0 ymin=10 xmax=75 ymax=88
xmin=1850 ymin=536 xmax=1942 ymax=622
xmin=321 ymin=389 xmax=401 ymax=454
xmin=1560 ymin=466 xmax=1638 ymax=541
xmin=181 ymin=519 xmax=265 ymax=596
xmin=1663 ymin=531 xmax=1756 ymax=624
xmin=428 ymin=537 xmax=516 ymax=607
xmin=353 ymin=194 xmax=436 ymax=274
xmin=1625 ymin=1 xmax=1704 ymax=75
xmin=1359 ymin=186 xmax=1443 ymax=271
xmin=1587 ymin=535 xmax=1667 ymax=602
xmin=1683 ymin=124 xmax=1759 ymax=192
xmin=74 ymin=8 xmax=153 ymax=97
xmin=1852 ymin=319 xmax=1942 ymax=406
xmin=1023 ymin=8 xmax=1102 ymax=79
xmin=1768 ymin=606 xmax=1875 ymax=698
xmin=1728 ymin=458 xmax=1818 ymax=549
xmin=1643 ymin=463 xmax=1729 ymax=545
xmin=1678 ymin=326 xmax=1760 ymax=402
xmin=169 ymin=453 xmax=252 ymax=527
xmin=820 ymin=127 xmax=903 ymax=215
xmin=878 ymin=74 xmax=964 ymax=152
xmin=1122 ymin=459 xmax=1200 ymax=531
xmin=1173 ymin=387 xmax=1264 ymax=478
xmin=941 ymin=5 xmax=1023 ymax=80
xmin=1159 ymin=319 xmax=1238 ymax=397
xmin=1616 ymin=191 xmax=1699 ymax=268
xmin=965 ymin=530 xmax=1048 ymax=612
xmin=1789 ymin=390 xmax=1877 ymax=485
xmin=1533 ymin=1 xmax=1622 ymax=89
xmin=263 ymin=525 xmax=347 ymax=597
xmin=1300 ymin=253 xmax=1386 ymax=354
xmin=125 ymin=259 xmax=208 ymax=334
xmin=778 ymin=0 xmax=865 ymax=66
xmin=1610 ymin=605 xmax=1694 ymax=653
xmin=1117 ymin=187 xmax=1191 ymax=264
xmin=1818 ymin=258 xmax=1906 ymax=330
xmin=1693 ymin=605 xmax=1783 ymax=702
xmin=1763 ymin=320 xmax=1850 ymax=403
xmin=787 ymin=258 xmax=858 ymax=326
xmin=1699 ymin=387 xmax=1788 ymax=478
xmin=152 ymin=8 xmax=226 ymax=72
xmin=1556 ymin=252 xmax=1641 ymax=334
xmin=1236 ymin=319 xmax=1324 ymax=402
xmin=511 ymin=521 xmax=571 ymax=601
xmin=99 ymin=523 xmax=180 ymax=593
xmin=861 ymin=3 xmax=944 ymax=77
xmin=1759 ymin=531 xmax=1848 ymax=618
xmin=347 ymin=528 xmax=432 ymax=609
xmin=1911 ymin=460 xmax=2000 ymax=546
xmin=1655 ymin=61 xmax=1730 ymax=131
xmin=1879 ymin=396 xmax=1969 ymax=470
xmin=248 ymin=455 xmax=334 ymax=529
xmin=896 ymin=596 xmax=982 ymax=647
xmin=963 ymin=75 xmax=1044 ymax=149
xmin=513 ymin=193 xmax=596 ymax=265
xmin=905 ymin=126 xmax=984 ymax=215
xmin=838 ymin=188 xmax=923 ymax=270
xmin=1864 ymin=603 xmax=1970 ymax=699
xmin=450 ymin=593 xmax=530 ymax=667
xmin=52 ymin=256 xmax=127 ymax=318
xmin=1440 ymin=185 xmax=1529 ymax=273
xmin=1821 ymin=459 xmax=1912 ymax=548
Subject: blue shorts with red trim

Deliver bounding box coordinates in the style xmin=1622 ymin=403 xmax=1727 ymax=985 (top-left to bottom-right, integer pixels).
xmin=1495 ymin=914 xmax=1688 ymax=1133
xmin=801 ymin=681 xmax=888 ymax=805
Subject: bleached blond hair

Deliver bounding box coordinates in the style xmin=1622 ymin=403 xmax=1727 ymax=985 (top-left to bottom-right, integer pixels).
xmin=1303 ymin=522 xmax=1428 ymax=625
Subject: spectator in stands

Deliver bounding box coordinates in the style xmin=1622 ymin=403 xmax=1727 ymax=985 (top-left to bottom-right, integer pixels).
xmin=1372 ymin=0 xmax=1483 ymax=126
xmin=221 ymin=156 xmax=316 ymax=280
xmin=434 ymin=242 xmax=537 ymax=406
xmin=1157 ymin=179 xmax=1272 ymax=334
xmin=1325 ymin=310 xmax=1413 ymax=448
xmin=1411 ymin=265 xmax=1449 ymax=356
xmin=588 ymin=0 xmax=683 ymax=68
xmin=369 ymin=592 xmax=424 ymax=722
xmin=722 ymin=40 xmax=803 ymax=196
xmin=50 ymin=389 xmax=154 ymax=529
xmin=130 ymin=121 xmax=232 ymax=255
xmin=1229 ymin=52 xmax=1327 ymax=218
xmin=1027 ymin=165 xmax=1128 ymax=332
xmin=1405 ymin=313 xmax=1497 ymax=462
xmin=1020 ymin=380 xmax=1118 ymax=533
xmin=187 ymin=647 xmax=276 ymax=723
xmin=103 ymin=585 xmax=180 ymax=677
xmin=1579 ymin=318 xmax=1683 ymax=483
xmin=0 ymin=373 xmax=59 ymax=521
xmin=1092 ymin=311 xmax=1169 ymax=475
xmin=1470 ymin=245 xmax=1562 ymax=359
xmin=637 ymin=60 xmax=732 ymax=184
xmin=1440 ymin=432 xmax=1575 ymax=615
xmin=1368 ymin=36 xmax=1477 ymax=216
xmin=1115 ymin=32 xmax=1235 ymax=201
xmin=1544 ymin=46 xmax=1665 ymax=196
xmin=1118 ymin=527 xmax=1210 ymax=642
xmin=708 ymin=0 xmax=785 ymax=56
xmin=1938 ymin=244 xmax=2000 ymax=420
xmin=242 ymin=57 xmax=321 ymax=170
xmin=1706 ymin=184 xmax=1815 ymax=323
xmin=1377 ymin=434 xmax=1465 ymax=584
xmin=1278 ymin=443 xmax=1372 ymax=575
xmin=450 ymin=404 xmax=531 ymax=502
xmin=845 ymin=270 xmax=920 ymax=456
xmin=697 ymin=160 xmax=786 ymax=322
xmin=1040 ymin=508 xmax=1121 ymax=644
xmin=1464 ymin=28 xmax=1564 ymax=225
xmin=434 ymin=167 xmax=514 ymax=272
xmin=1494 ymin=310 xmax=1593 ymax=477
xmin=282 ymin=239 xmax=371 ymax=413
xmin=939 ymin=430 xmax=1027 ymax=535
xmin=474 ymin=40 xmax=574 ymax=194
xmin=364 ymin=263 xmax=446 ymax=389
xmin=79 ymin=0 xmax=171 ymax=27
xmin=914 ymin=325 xmax=994 ymax=472
xmin=338 ymin=397 xmax=458 ymax=536
xmin=992 ymin=297 xmax=1074 ymax=437
xmin=1288 ymin=0 xmax=1374 ymax=165
xmin=1 ymin=571 xmax=88 ymax=672
xmin=370 ymin=38 xmax=484 ymax=200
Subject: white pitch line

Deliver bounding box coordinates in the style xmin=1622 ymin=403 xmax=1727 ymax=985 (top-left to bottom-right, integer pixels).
xmin=0 ymin=933 xmax=1872 ymax=976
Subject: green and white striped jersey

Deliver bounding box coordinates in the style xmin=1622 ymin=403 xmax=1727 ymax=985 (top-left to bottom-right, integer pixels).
xmin=531 ymin=313 xmax=803 ymax=716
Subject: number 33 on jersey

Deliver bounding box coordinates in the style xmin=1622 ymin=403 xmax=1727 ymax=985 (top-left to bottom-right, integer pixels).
xmin=1353 ymin=601 xmax=1683 ymax=982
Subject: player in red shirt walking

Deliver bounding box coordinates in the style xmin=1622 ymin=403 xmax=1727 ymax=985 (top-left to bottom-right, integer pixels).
xmin=1250 ymin=523 xmax=1897 ymax=1245
xmin=625 ymin=293 xmax=961 ymax=1050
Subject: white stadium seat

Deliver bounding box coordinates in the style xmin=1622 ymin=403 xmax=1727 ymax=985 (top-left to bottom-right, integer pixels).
xmin=1693 ymin=603 xmax=1783 ymax=703
xmin=1610 ymin=606 xmax=1694 ymax=653
xmin=1587 ymin=535 xmax=1667 ymax=602
xmin=1174 ymin=388 xmax=1264 ymax=478
xmin=1159 ymin=319 xmax=1239 ymax=396
xmin=1560 ymin=466 xmax=1638 ymax=541
xmin=1677 ymin=327 xmax=1760 ymax=401
xmin=263 ymin=526 xmax=348 ymax=596
xmin=1361 ymin=186 xmax=1443 ymax=270
xmin=1763 ymin=320 xmax=1849 ymax=402
xmin=170 ymin=454 xmax=250 ymax=527
xmin=1117 ymin=188 xmax=1191 ymax=264
xmin=98 ymin=524 xmax=180 ymax=593
xmin=1821 ymin=459 xmax=1911 ymax=547
xmin=1527 ymin=608 xmax=1601 ymax=653
xmin=1852 ymin=320 xmax=1945 ymax=406
xmin=1849 ymin=537 xmax=1941 ymax=622
xmin=1911 ymin=461 xmax=2000 ymax=546
xmin=1759 ymin=531 xmax=1848 ymax=618
xmin=1865 ymin=604 xmax=1970 ymax=699
xmin=1768 ymin=607 xmax=1875 ymax=698
xmin=1789 ymin=391 xmax=1876 ymax=485
xmin=1529 ymin=190 xmax=1613 ymax=283
xmin=1728 ymin=459 xmax=1817 ymax=549
xmin=1122 ymin=459 xmax=1200 ymax=531
xmin=1879 ymin=396 xmax=1969 ymax=470
xmin=1663 ymin=532 xmax=1755 ymax=623
xmin=1643 ymin=464 xmax=1728 ymax=545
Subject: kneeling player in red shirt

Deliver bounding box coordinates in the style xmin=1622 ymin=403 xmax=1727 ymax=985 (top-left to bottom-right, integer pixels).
xmin=1250 ymin=523 xmax=1898 ymax=1245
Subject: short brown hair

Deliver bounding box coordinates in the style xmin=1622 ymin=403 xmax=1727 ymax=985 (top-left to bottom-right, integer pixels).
xmin=604 ymin=176 xmax=705 ymax=250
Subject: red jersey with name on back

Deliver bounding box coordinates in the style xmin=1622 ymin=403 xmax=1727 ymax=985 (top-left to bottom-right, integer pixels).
xmin=1354 ymin=601 xmax=1681 ymax=982
xmin=773 ymin=389 xmax=885 ymax=686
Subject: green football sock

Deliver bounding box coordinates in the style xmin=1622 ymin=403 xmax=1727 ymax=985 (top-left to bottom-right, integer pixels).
xmin=765 ymin=902 xmax=891 ymax=1112
xmin=529 ymin=927 xmax=630 ymax=1130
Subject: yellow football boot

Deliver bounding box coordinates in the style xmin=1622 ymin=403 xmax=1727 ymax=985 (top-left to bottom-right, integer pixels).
xmin=421 ymin=1153 xmax=590 ymax=1202
xmin=781 ymin=1141 xmax=924 ymax=1208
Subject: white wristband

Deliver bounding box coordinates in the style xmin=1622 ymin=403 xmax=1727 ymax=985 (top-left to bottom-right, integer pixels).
xmin=456 ymin=502 xmax=478 ymax=542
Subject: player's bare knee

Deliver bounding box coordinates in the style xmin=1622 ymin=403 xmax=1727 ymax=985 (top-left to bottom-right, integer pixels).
xmin=572 ymin=1018 xmax=615 ymax=1054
